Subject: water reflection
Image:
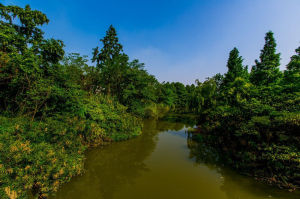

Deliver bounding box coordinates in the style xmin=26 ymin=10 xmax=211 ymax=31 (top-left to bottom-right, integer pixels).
xmin=187 ymin=133 xmax=300 ymax=199
xmin=51 ymin=118 xmax=299 ymax=199
xmin=52 ymin=119 xmax=193 ymax=199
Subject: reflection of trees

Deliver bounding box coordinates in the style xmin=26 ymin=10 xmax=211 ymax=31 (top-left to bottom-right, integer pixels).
xmin=157 ymin=120 xmax=185 ymax=132
xmin=187 ymin=133 xmax=300 ymax=199
xmin=52 ymin=119 xmax=192 ymax=199
xmin=162 ymin=114 xmax=198 ymax=127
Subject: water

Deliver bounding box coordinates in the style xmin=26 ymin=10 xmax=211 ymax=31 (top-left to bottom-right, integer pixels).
xmin=51 ymin=119 xmax=299 ymax=199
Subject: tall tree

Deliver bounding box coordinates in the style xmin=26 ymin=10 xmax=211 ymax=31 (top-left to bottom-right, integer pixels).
xmin=119 ymin=59 xmax=158 ymax=112
xmin=0 ymin=4 xmax=64 ymax=113
xmin=286 ymin=47 xmax=300 ymax=76
xmin=223 ymin=47 xmax=248 ymax=89
xmin=284 ymin=46 xmax=300 ymax=92
xmin=92 ymin=25 xmax=123 ymax=66
xmin=250 ymin=31 xmax=282 ymax=86
xmin=92 ymin=25 xmax=129 ymax=95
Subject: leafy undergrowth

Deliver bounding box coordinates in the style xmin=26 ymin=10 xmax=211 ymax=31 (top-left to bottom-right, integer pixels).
xmin=196 ymin=108 xmax=300 ymax=191
xmin=0 ymin=96 xmax=142 ymax=199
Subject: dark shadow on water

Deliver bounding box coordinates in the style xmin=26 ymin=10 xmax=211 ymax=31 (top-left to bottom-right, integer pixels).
xmin=49 ymin=116 xmax=299 ymax=199
xmin=51 ymin=119 xmax=194 ymax=199
xmin=187 ymin=132 xmax=300 ymax=199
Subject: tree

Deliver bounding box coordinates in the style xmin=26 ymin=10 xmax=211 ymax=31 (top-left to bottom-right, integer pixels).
xmin=173 ymin=82 xmax=188 ymax=111
xmin=223 ymin=47 xmax=248 ymax=89
xmin=282 ymin=46 xmax=300 ymax=110
xmin=92 ymin=25 xmax=128 ymax=96
xmin=0 ymin=4 xmax=64 ymax=113
xmin=213 ymin=73 xmax=224 ymax=93
xmin=250 ymin=31 xmax=282 ymax=86
xmin=157 ymin=82 xmax=177 ymax=108
xmin=284 ymin=46 xmax=300 ymax=90
xmin=119 ymin=59 xmax=158 ymax=110
xmin=219 ymin=48 xmax=249 ymax=105
xmin=92 ymin=25 xmax=123 ymax=66
xmin=0 ymin=4 xmax=49 ymax=53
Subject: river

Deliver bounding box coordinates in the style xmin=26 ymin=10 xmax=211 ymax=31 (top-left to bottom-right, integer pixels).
xmin=51 ymin=119 xmax=299 ymax=199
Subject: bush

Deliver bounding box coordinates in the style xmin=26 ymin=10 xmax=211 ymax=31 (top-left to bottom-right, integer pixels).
xmin=0 ymin=95 xmax=142 ymax=199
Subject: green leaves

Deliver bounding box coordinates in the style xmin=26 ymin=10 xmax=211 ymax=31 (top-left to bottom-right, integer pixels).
xmin=0 ymin=4 xmax=65 ymax=114
xmin=0 ymin=4 xmax=49 ymax=42
xmin=283 ymin=46 xmax=300 ymax=93
xmin=192 ymin=32 xmax=300 ymax=190
xmin=92 ymin=25 xmax=129 ymax=96
xmin=250 ymin=31 xmax=282 ymax=86
xmin=40 ymin=39 xmax=65 ymax=65
xmin=92 ymin=25 xmax=123 ymax=67
xmin=0 ymin=95 xmax=143 ymax=198
xmin=223 ymin=47 xmax=248 ymax=89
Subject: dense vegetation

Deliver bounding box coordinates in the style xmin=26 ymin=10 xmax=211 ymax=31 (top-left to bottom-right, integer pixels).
xmin=0 ymin=4 xmax=144 ymax=199
xmin=0 ymin=4 xmax=199 ymax=198
xmin=190 ymin=32 xmax=300 ymax=190
xmin=0 ymin=3 xmax=299 ymax=199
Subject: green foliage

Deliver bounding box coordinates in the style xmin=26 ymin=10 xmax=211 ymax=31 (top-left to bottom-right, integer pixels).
xmin=0 ymin=4 xmax=143 ymax=199
xmin=90 ymin=26 xmax=167 ymax=118
xmin=192 ymin=38 xmax=300 ymax=190
xmin=159 ymin=82 xmax=185 ymax=110
xmin=119 ymin=59 xmax=159 ymax=114
xmin=0 ymin=3 xmax=64 ymax=114
xmin=92 ymin=25 xmax=123 ymax=67
xmin=142 ymin=103 xmax=170 ymax=119
xmin=250 ymin=31 xmax=282 ymax=86
xmin=283 ymin=47 xmax=300 ymax=93
xmin=187 ymin=78 xmax=217 ymax=114
xmin=92 ymin=25 xmax=128 ymax=96
xmin=222 ymin=47 xmax=248 ymax=89
xmin=0 ymin=95 xmax=142 ymax=199
xmin=0 ymin=116 xmax=86 ymax=199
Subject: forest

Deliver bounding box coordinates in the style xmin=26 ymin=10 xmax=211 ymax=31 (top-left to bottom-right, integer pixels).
xmin=0 ymin=4 xmax=299 ymax=199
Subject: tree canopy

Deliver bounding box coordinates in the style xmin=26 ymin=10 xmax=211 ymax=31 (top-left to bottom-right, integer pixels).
xmin=250 ymin=31 xmax=282 ymax=86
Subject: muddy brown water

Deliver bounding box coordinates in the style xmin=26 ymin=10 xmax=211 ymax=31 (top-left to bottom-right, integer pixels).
xmin=51 ymin=119 xmax=299 ymax=199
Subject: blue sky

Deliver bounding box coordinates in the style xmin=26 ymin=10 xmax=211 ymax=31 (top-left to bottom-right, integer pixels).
xmin=3 ymin=0 xmax=300 ymax=84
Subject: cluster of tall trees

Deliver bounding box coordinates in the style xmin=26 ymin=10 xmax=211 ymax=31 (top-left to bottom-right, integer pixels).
xmin=191 ymin=32 xmax=299 ymax=190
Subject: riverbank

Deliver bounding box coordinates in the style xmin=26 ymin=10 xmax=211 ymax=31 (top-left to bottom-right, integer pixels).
xmin=50 ymin=119 xmax=300 ymax=199
xmin=189 ymin=116 xmax=300 ymax=192
xmin=0 ymin=96 xmax=142 ymax=199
